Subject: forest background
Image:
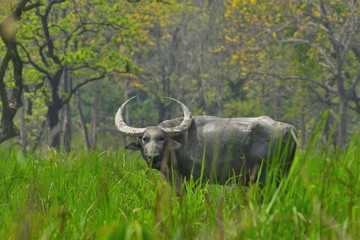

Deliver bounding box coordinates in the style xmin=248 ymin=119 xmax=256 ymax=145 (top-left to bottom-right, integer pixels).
xmin=1 ymin=0 xmax=360 ymax=152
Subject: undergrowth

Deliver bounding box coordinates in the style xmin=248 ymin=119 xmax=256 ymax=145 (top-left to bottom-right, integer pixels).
xmin=0 ymin=123 xmax=359 ymax=239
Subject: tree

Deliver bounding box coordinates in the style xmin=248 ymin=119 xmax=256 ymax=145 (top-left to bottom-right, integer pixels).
xmin=0 ymin=0 xmax=40 ymax=144
xmin=118 ymin=0 xmax=189 ymax=122
xmin=19 ymin=0 xmax=140 ymax=149
xmin=129 ymin=0 xmax=232 ymax=118
xmin=224 ymin=0 xmax=360 ymax=147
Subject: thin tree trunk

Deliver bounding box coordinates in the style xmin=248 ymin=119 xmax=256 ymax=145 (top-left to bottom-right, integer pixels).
xmin=201 ymin=77 xmax=208 ymax=114
xmin=20 ymin=92 xmax=27 ymax=149
xmin=62 ymin=103 xmax=71 ymax=152
xmin=76 ymin=92 xmax=91 ymax=152
xmin=300 ymin=104 xmax=307 ymax=148
xmin=198 ymin=41 xmax=208 ymax=114
xmin=62 ymin=68 xmax=72 ymax=152
xmin=337 ymin=70 xmax=348 ymax=148
xmin=89 ymin=89 xmax=99 ymax=149
xmin=123 ymin=79 xmax=129 ymax=146
xmin=338 ymin=99 xmax=348 ymax=148
xmin=32 ymin=120 xmax=46 ymax=152
xmin=273 ymin=82 xmax=282 ymax=120
xmin=158 ymin=67 xmax=170 ymax=123
xmin=216 ymin=69 xmax=223 ymax=117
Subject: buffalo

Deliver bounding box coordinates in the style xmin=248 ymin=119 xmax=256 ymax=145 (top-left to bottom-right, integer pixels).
xmin=115 ymin=97 xmax=297 ymax=189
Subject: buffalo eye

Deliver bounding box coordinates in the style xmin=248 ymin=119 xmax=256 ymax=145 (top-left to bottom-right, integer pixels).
xmin=142 ymin=136 xmax=149 ymax=142
xmin=158 ymin=136 xmax=164 ymax=141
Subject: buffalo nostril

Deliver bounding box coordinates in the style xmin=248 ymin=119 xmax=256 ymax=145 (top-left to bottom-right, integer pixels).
xmin=146 ymin=155 xmax=160 ymax=163
xmin=152 ymin=155 xmax=161 ymax=163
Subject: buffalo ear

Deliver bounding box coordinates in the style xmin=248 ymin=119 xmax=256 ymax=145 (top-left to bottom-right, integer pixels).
xmin=125 ymin=141 xmax=141 ymax=150
xmin=168 ymin=140 xmax=182 ymax=150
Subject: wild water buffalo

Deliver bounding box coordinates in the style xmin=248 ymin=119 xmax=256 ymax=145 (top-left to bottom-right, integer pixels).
xmin=115 ymin=97 xmax=297 ymax=187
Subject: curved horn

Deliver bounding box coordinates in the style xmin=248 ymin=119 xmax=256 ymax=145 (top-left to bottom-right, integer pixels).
xmin=115 ymin=96 xmax=146 ymax=137
xmin=161 ymin=97 xmax=192 ymax=136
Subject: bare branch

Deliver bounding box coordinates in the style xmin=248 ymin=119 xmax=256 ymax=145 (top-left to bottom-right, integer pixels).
xmin=318 ymin=0 xmax=328 ymax=16
xmin=250 ymin=71 xmax=337 ymax=93
xmin=304 ymin=21 xmax=330 ymax=33
xmin=61 ymin=73 xmax=107 ymax=106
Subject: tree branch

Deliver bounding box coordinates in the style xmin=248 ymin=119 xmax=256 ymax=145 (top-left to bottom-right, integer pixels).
xmin=312 ymin=90 xmax=337 ymax=106
xmin=250 ymin=71 xmax=337 ymax=93
xmin=349 ymin=89 xmax=360 ymax=114
xmin=349 ymin=68 xmax=360 ymax=92
xmin=62 ymin=73 xmax=107 ymax=106
xmin=38 ymin=0 xmax=66 ymax=66
xmin=18 ymin=42 xmax=51 ymax=78
xmin=23 ymin=1 xmax=42 ymax=12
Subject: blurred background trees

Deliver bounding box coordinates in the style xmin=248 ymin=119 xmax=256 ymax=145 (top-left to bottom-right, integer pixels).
xmin=1 ymin=0 xmax=359 ymax=151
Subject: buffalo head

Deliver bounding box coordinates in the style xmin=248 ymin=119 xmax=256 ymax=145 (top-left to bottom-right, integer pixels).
xmin=115 ymin=97 xmax=192 ymax=169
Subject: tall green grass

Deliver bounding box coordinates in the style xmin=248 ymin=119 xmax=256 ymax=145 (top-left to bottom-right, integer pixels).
xmin=0 ymin=125 xmax=359 ymax=239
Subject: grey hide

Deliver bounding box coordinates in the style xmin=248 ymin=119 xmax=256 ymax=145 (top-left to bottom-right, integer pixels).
xmin=158 ymin=116 xmax=297 ymax=185
xmin=121 ymin=114 xmax=297 ymax=186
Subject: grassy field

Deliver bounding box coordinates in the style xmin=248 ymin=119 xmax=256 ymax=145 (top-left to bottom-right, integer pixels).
xmin=0 ymin=130 xmax=359 ymax=239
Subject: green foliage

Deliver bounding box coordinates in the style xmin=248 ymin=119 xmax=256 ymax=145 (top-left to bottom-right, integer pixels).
xmin=1 ymin=0 xmax=358 ymax=156
xmin=19 ymin=0 xmax=142 ymax=75
xmin=223 ymin=0 xmax=360 ymax=147
xmin=223 ymin=95 xmax=268 ymax=118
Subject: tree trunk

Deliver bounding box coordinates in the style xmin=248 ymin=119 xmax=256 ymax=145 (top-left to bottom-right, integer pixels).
xmin=158 ymin=67 xmax=170 ymax=123
xmin=157 ymin=97 xmax=167 ymax=123
xmin=273 ymin=82 xmax=282 ymax=120
xmin=123 ymin=79 xmax=129 ymax=146
xmin=62 ymin=68 xmax=72 ymax=152
xmin=0 ymin=0 xmax=30 ymax=144
xmin=32 ymin=120 xmax=46 ymax=152
xmin=215 ymin=69 xmax=223 ymax=117
xmin=47 ymin=103 xmax=61 ymax=149
xmin=20 ymin=92 xmax=28 ymax=149
xmin=0 ymin=39 xmax=23 ymax=144
xmin=47 ymin=69 xmax=63 ymax=149
xmin=300 ymin=104 xmax=307 ymax=148
xmin=62 ymin=102 xmax=71 ymax=152
xmin=76 ymin=92 xmax=91 ymax=152
xmin=89 ymin=89 xmax=99 ymax=149
xmin=338 ymin=98 xmax=348 ymax=148
xmin=201 ymin=77 xmax=208 ymax=114
xmin=337 ymin=71 xmax=348 ymax=148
